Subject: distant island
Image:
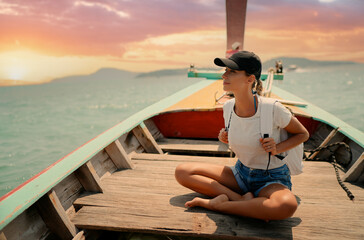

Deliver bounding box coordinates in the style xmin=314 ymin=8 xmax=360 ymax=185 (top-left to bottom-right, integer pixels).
xmin=51 ymin=68 xmax=137 ymax=83
xmin=0 ymin=57 xmax=362 ymax=87
xmin=0 ymin=79 xmax=47 ymax=87
xmin=134 ymin=57 xmax=361 ymax=78
xmin=262 ymin=57 xmax=359 ymax=70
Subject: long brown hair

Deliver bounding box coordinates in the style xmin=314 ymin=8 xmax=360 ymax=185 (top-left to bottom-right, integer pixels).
xmin=248 ymin=73 xmax=263 ymax=95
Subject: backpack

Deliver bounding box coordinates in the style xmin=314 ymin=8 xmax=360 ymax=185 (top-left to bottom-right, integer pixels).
xmin=259 ymin=97 xmax=304 ymax=175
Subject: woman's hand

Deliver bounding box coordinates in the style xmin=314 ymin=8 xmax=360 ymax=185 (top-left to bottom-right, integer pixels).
xmin=260 ymin=137 xmax=278 ymax=155
xmin=218 ymin=128 xmax=229 ymax=144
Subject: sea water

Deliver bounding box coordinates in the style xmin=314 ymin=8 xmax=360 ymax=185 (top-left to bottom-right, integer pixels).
xmin=0 ymin=65 xmax=363 ymax=197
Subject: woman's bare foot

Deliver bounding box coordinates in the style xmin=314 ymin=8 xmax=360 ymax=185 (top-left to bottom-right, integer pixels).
xmin=185 ymin=194 xmax=229 ymax=211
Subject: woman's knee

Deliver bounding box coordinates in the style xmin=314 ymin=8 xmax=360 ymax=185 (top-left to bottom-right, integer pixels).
xmin=175 ymin=163 xmax=194 ymax=184
xmin=276 ymin=194 xmax=298 ymax=219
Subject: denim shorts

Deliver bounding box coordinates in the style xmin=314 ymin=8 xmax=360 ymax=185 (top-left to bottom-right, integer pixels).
xmin=230 ymin=160 xmax=292 ymax=197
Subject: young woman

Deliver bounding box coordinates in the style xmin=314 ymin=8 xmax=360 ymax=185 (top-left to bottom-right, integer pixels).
xmin=175 ymin=51 xmax=309 ymax=221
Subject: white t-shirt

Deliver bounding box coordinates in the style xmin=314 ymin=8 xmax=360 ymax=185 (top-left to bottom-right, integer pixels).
xmin=223 ymin=96 xmax=292 ymax=169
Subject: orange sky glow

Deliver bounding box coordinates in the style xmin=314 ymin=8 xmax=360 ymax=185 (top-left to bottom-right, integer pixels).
xmin=0 ymin=0 xmax=363 ymax=82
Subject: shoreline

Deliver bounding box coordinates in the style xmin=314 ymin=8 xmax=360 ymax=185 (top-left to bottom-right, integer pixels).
xmin=0 ymin=80 xmax=49 ymax=87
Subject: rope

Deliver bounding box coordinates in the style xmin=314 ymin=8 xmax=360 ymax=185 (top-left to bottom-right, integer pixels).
xmin=304 ymin=142 xmax=355 ymax=201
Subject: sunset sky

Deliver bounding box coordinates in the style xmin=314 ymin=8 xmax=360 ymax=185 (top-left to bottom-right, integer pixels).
xmin=0 ymin=0 xmax=363 ymax=82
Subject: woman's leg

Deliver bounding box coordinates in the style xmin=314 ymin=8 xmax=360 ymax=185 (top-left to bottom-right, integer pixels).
xmin=175 ymin=162 xmax=252 ymax=201
xmin=186 ymin=184 xmax=298 ymax=221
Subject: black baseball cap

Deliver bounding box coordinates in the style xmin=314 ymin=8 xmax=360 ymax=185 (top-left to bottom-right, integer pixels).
xmin=214 ymin=51 xmax=262 ymax=80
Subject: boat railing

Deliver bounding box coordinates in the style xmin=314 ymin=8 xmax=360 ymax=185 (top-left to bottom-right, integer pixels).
xmin=187 ymin=66 xmax=284 ymax=81
xmin=262 ymin=69 xmax=275 ymax=97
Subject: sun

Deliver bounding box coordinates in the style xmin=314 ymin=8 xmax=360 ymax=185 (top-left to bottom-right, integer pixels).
xmin=0 ymin=51 xmax=29 ymax=81
xmin=6 ymin=65 xmax=27 ymax=81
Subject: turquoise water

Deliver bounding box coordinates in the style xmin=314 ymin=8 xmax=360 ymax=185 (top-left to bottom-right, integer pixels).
xmin=0 ymin=65 xmax=363 ymax=197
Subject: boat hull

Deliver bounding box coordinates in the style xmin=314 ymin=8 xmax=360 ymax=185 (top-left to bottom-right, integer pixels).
xmin=1 ymin=79 xmax=363 ymax=239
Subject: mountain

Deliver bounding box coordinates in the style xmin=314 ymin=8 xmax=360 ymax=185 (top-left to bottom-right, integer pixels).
xmin=262 ymin=57 xmax=359 ymax=70
xmin=136 ymin=68 xmax=189 ymax=78
xmin=52 ymin=68 xmax=137 ymax=83
xmin=51 ymin=67 xmax=193 ymax=83
xmin=0 ymin=79 xmax=45 ymax=87
xmin=50 ymin=58 xmax=361 ymax=84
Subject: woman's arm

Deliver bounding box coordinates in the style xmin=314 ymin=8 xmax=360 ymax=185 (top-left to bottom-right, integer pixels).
xmin=260 ymin=116 xmax=309 ymax=155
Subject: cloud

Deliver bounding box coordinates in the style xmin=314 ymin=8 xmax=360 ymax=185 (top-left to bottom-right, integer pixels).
xmin=0 ymin=0 xmax=224 ymax=57
xmin=120 ymin=30 xmax=226 ymax=67
xmin=73 ymin=1 xmax=129 ymax=18
xmin=247 ymin=0 xmax=364 ymax=31
xmin=241 ymin=0 xmax=364 ymax=62
xmin=319 ymin=0 xmax=335 ymax=2
xmin=0 ymin=0 xmax=363 ymax=66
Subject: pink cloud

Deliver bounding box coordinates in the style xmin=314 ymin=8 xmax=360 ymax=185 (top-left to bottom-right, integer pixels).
xmin=0 ymin=0 xmax=224 ymax=56
xmin=246 ymin=0 xmax=364 ymax=31
xmin=0 ymin=0 xmax=363 ymax=63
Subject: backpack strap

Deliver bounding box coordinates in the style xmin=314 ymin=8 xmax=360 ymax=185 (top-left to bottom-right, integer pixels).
xmin=259 ymin=96 xmax=277 ymax=138
xmin=223 ymin=99 xmax=235 ymax=131
xmin=260 ymin=96 xmax=282 ymax=172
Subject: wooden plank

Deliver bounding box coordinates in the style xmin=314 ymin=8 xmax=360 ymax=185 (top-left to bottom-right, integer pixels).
xmin=72 ymin=231 xmax=85 ymax=240
xmin=343 ymin=152 xmax=364 ymax=182
xmin=0 ymin=232 xmax=6 ymax=240
xmin=107 ymin=161 xmax=364 ymax=200
xmin=72 ymin=200 xmax=364 ymax=240
xmin=127 ymin=157 xmax=364 ymax=201
xmin=89 ymin=149 xmax=117 ymax=179
xmin=292 ymin=162 xmax=364 ymax=202
xmin=144 ymin=118 xmax=164 ymax=141
xmin=53 ymin=172 xmax=84 ymax=213
xmin=73 ymin=191 xmax=202 ymax=210
xmin=75 ymin=162 xmax=103 ymax=193
xmin=36 ymin=190 xmax=77 ymax=240
xmin=71 ymin=157 xmax=364 ymax=239
xmin=101 ymin=169 xmax=190 ymax=196
xmin=157 ymin=138 xmax=232 ymax=155
xmin=73 ymin=185 xmax=362 ymax=213
xmin=105 ymin=140 xmax=134 ymax=169
xmin=73 ymin=205 xmax=298 ymax=239
xmin=131 ymin=152 xmax=236 ymax=164
xmin=132 ymin=125 xmax=164 ymax=154
xmin=101 ymin=177 xmax=185 ymax=195
xmin=100 ymin=157 xmax=232 ymax=196
xmin=117 ymin=131 xmax=145 ymax=156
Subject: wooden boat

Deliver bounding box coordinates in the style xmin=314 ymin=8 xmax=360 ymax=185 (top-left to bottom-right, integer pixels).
xmin=1 ymin=0 xmax=363 ymax=239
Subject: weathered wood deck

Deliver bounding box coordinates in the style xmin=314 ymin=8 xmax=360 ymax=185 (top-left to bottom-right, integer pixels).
xmin=71 ymin=140 xmax=364 ymax=239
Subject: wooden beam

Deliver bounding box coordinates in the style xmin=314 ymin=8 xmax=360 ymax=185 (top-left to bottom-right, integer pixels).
xmin=144 ymin=118 xmax=164 ymax=141
xmin=105 ymin=140 xmax=134 ymax=169
xmin=75 ymin=161 xmax=103 ymax=193
xmin=0 ymin=232 xmax=7 ymax=240
xmin=343 ymin=152 xmax=364 ymax=182
xmin=36 ymin=190 xmax=77 ymax=240
xmin=308 ymin=127 xmax=339 ymax=160
xmin=72 ymin=231 xmax=85 ymax=240
xmin=157 ymin=138 xmax=231 ymax=155
xmin=132 ymin=125 xmax=163 ymax=154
